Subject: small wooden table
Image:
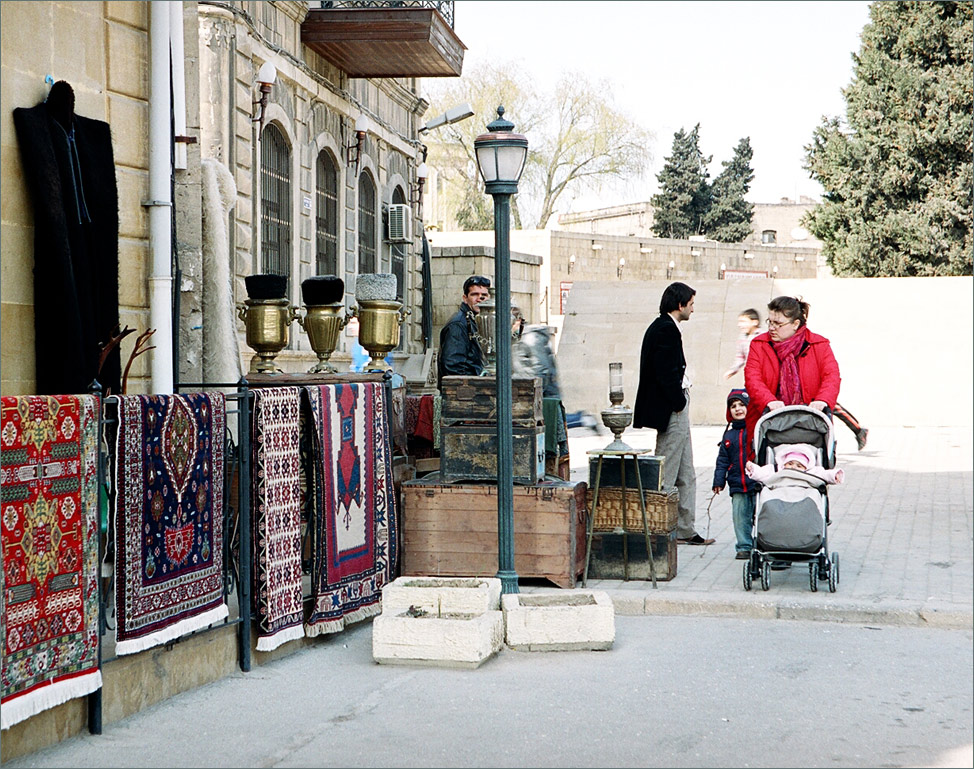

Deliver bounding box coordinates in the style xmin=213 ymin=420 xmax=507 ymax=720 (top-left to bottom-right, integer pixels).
xmin=584 ymin=447 xmax=658 ymax=589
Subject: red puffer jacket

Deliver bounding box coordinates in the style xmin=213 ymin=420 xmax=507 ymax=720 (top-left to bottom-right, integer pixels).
xmin=744 ymin=328 xmax=841 ymax=448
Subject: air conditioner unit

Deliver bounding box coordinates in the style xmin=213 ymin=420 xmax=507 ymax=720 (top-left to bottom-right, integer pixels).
xmin=386 ymin=204 xmax=412 ymax=244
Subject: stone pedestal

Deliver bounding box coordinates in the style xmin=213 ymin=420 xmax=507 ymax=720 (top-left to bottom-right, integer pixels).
xmin=501 ymin=590 xmax=615 ymax=651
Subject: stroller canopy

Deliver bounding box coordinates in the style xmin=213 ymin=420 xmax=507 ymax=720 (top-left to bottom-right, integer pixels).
xmin=753 ymin=405 xmax=836 ymax=469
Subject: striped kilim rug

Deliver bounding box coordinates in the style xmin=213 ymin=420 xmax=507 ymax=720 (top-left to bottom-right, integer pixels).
xmin=251 ymin=387 xmax=304 ymax=651
xmin=1 ymin=395 xmax=102 ymax=730
xmin=303 ymin=383 xmax=396 ymax=636
xmin=114 ymin=393 xmax=228 ymax=655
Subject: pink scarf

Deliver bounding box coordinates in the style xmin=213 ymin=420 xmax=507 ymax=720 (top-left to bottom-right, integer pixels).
xmin=773 ymin=327 xmax=808 ymax=405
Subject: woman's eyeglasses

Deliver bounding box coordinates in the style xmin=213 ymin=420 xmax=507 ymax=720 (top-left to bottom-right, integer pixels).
xmin=767 ymin=318 xmax=797 ymax=329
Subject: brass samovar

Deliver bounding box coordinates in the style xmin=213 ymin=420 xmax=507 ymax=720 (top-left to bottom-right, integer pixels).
xmin=353 ymin=273 xmax=408 ymax=371
xmin=236 ymin=274 xmax=297 ymax=374
xmin=296 ymin=275 xmax=348 ymax=373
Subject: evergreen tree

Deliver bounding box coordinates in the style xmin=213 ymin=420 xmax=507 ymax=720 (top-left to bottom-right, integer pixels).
xmin=703 ymin=137 xmax=754 ymax=243
xmin=803 ymin=1 xmax=973 ymax=276
xmin=650 ymin=124 xmax=711 ymax=239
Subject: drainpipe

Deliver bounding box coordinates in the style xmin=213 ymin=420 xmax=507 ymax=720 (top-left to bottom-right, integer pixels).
xmin=147 ymin=1 xmax=174 ymax=394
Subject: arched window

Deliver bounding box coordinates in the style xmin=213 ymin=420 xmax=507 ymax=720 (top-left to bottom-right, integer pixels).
xmin=391 ymin=186 xmax=407 ymax=300
xmin=315 ymin=150 xmax=339 ymax=276
xmin=358 ymin=172 xmax=376 ymax=275
xmin=260 ymin=124 xmax=291 ymax=290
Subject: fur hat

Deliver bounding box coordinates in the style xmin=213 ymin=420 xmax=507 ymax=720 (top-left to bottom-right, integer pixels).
xmin=775 ymin=443 xmax=816 ymax=470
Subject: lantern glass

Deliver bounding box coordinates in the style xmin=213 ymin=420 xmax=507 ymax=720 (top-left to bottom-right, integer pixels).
xmin=609 ymin=361 xmax=624 ymax=397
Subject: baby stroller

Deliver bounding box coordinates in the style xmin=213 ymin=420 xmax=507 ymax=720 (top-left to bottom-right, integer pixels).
xmin=743 ymin=405 xmax=840 ymax=593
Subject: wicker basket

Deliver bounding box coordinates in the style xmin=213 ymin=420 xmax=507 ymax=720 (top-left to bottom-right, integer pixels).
xmin=588 ymin=488 xmax=678 ymax=534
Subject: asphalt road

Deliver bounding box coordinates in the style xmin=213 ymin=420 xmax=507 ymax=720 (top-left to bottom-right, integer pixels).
xmin=6 ymin=616 xmax=971 ymax=769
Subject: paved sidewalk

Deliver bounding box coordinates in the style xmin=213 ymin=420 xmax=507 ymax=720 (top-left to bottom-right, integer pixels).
xmin=527 ymin=423 xmax=974 ymax=630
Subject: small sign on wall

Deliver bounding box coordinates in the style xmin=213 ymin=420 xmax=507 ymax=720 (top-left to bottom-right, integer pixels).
xmin=559 ymin=281 xmax=573 ymax=315
xmin=724 ymin=269 xmax=769 ymax=280
xmin=345 ymin=316 xmax=359 ymax=337
xmin=303 ymin=196 xmax=312 ymax=211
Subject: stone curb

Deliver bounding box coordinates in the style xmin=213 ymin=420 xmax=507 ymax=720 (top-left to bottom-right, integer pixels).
xmin=599 ymin=589 xmax=974 ymax=630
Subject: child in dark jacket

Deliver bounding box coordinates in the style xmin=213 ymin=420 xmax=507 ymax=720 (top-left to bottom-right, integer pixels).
xmin=712 ymin=389 xmax=759 ymax=558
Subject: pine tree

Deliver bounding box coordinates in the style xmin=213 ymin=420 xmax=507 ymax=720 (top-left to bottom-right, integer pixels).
xmin=703 ymin=137 xmax=754 ymax=243
xmin=650 ymin=125 xmax=711 ymax=239
xmin=803 ymin=2 xmax=973 ymax=276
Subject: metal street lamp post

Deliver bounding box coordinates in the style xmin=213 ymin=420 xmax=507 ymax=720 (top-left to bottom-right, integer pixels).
xmin=474 ymin=106 xmax=528 ymax=595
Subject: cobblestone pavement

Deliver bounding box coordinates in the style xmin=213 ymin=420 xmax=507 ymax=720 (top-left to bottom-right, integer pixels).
xmin=541 ymin=423 xmax=973 ymax=629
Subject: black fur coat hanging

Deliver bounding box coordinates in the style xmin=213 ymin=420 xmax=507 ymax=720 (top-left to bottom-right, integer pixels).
xmin=12 ymin=81 xmax=121 ymax=396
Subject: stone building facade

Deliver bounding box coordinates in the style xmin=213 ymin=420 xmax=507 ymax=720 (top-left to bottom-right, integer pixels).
xmin=1 ymin=0 xmax=441 ymax=396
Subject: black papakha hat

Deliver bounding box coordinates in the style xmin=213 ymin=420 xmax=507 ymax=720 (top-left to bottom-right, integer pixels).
xmin=245 ymin=273 xmax=288 ymax=300
xmin=301 ymin=275 xmax=345 ymax=306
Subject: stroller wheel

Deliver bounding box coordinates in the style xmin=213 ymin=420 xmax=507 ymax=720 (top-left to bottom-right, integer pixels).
xmin=760 ymin=560 xmax=771 ymax=591
xmin=743 ymin=560 xmax=753 ymax=591
xmin=829 ymin=554 xmax=839 ymax=593
xmin=809 ymin=563 xmax=818 ymax=592
xmin=833 ymin=552 xmax=840 ymax=584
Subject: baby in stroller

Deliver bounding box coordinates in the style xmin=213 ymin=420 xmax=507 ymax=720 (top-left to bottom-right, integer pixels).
xmin=743 ymin=406 xmax=841 ymax=593
xmin=746 ymin=442 xmax=845 ymax=485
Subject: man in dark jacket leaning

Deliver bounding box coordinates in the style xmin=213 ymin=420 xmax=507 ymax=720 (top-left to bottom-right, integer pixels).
xmin=437 ymin=275 xmax=491 ymax=387
xmin=633 ymin=282 xmax=714 ymax=546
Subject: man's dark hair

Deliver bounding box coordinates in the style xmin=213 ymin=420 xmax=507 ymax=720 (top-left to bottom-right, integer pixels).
xmin=659 ymin=282 xmax=696 ymax=314
xmin=463 ymin=275 xmax=491 ymax=294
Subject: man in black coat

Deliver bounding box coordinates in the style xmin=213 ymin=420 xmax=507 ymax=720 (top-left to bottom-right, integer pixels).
xmin=633 ymin=282 xmax=714 ymax=546
xmin=436 ymin=275 xmax=491 ymax=388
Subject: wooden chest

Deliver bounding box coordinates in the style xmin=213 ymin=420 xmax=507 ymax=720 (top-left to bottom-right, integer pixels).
xmin=440 ymin=423 xmax=545 ymax=484
xmin=586 ymin=531 xmax=678 ymax=581
xmin=401 ymin=477 xmax=587 ymax=588
xmin=440 ymin=375 xmax=543 ymax=427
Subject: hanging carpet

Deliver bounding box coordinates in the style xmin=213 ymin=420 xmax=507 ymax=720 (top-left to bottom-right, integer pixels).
xmin=1 ymin=395 xmax=102 ymax=730
xmin=303 ymin=383 xmax=396 ymax=636
xmin=251 ymin=387 xmax=304 ymax=651
xmin=113 ymin=394 xmax=228 ymax=655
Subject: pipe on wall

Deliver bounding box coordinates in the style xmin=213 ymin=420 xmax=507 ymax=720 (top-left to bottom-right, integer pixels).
xmin=170 ymin=1 xmax=187 ymax=170
xmin=148 ymin=0 xmax=174 ymax=394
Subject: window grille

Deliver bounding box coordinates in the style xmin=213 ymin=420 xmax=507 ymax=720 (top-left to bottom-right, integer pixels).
xmin=260 ymin=124 xmax=292 ymax=292
xmin=358 ymin=173 xmax=376 ymax=274
xmin=391 ymin=187 xmax=407 ymax=300
xmin=315 ymin=150 xmax=339 ymax=276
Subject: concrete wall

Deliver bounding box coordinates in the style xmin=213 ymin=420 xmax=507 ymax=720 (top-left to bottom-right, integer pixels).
xmin=430 ymin=245 xmax=541 ymax=330
xmin=557 ymin=276 xmax=973 ymax=429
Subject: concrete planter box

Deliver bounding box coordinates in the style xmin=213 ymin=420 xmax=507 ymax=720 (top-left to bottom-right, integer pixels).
xmin=502 ymin=590 xmax=615 ymax=651
xmin=372 ymin=610 xmax=504 ymax=669
xmin=381 ymin=576 xmax=501 ymax=616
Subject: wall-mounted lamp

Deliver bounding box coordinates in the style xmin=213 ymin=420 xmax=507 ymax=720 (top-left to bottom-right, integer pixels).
xmin=690 ymin=248 xmax=702 ymax=258
xmin=667 ymin=259 xmax=675 ymax=280
xmin=568 ymin=254 xmax=576 ymax=275
xmin=639 ymin=245 xmax=653 ymax=254
xmin=252 ymin=61 xmax=277 ymax=131
xmin=719 ymin=262 xmax=726 ymax=280
xmin=591 ymin=241 xmax=603 ymax=251
xmin=346 ymin=113 xmax=371 ymax=168
xmin=411 ymin=162 xmax=428 ymax=207
xmin=795 ymin=255 xmax=805 ymax=262
xmin=743 ymin=250 xmax=754 ymax=260
xmin=772 ymin=265 xmax=779 ymax=275
xmin=617 ymin=257 xmax=626 ymax=279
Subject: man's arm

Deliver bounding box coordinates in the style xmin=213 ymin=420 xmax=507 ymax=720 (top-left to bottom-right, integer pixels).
xmin=649 ymin=324 xmax=687 ymax=413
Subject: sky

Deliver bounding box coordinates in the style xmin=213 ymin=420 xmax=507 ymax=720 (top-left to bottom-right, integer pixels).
xmin=432 ymin=0 xmax=873 ymax=212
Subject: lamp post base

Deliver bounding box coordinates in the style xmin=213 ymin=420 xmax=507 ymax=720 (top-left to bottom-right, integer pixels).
xmin=497 ymin=570 xmax=520 ymax=595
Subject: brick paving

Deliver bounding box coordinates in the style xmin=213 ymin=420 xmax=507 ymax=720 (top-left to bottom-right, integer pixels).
xmin=537 ymin=422 xmax=973 ymax=628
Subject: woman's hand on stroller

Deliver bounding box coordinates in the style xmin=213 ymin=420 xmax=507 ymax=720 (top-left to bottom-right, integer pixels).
xmin=767 ymin=400 xmax=785 ymax=412
xmin=808 ymin=400 xmax=828 ymax=412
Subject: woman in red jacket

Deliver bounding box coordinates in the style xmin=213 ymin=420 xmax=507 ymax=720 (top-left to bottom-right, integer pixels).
xmin=744 ymin=296 xmax=841 ymax=452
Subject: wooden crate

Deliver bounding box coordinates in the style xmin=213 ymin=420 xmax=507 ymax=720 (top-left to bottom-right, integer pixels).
xmin=440 ymin=424 xmax=545 ymax=484
xmin=586 ymin=531 xmax=678 ymax=581
xmin=440 ymin=375 xmax=542 ymax=426
xmin=401 ymin=477 xmax=587 ymax=588
xmin=589 ymin=455 xmax=664 ymax=492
